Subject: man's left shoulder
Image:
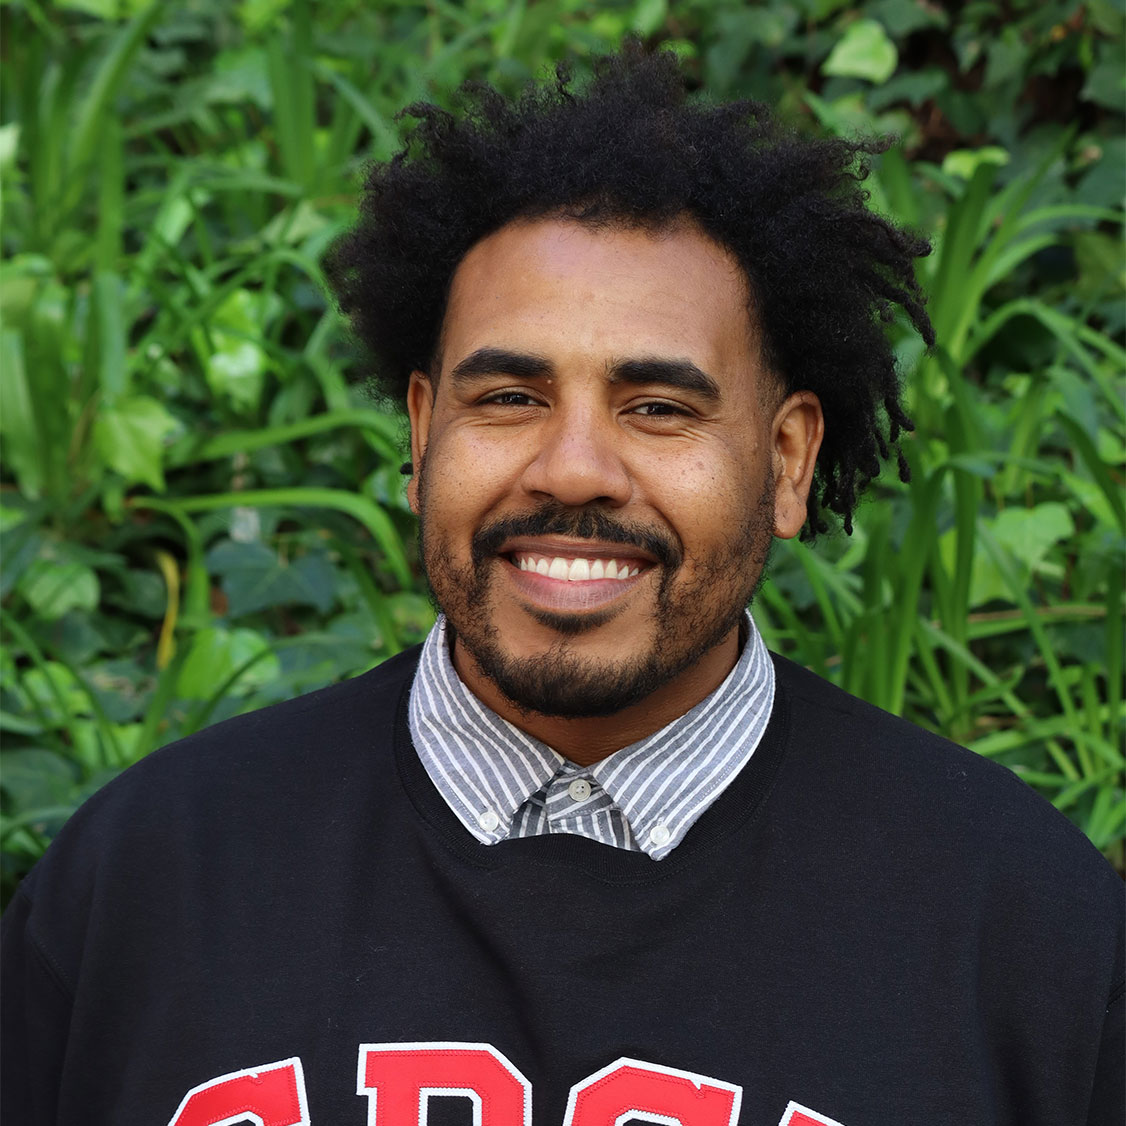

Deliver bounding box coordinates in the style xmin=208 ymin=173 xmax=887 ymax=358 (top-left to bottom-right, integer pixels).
xmin=769 ymin=651 xmax=1121 ymax=904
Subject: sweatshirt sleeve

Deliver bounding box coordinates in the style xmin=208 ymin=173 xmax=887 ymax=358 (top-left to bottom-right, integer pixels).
xmin=1 ymin=883 xmax=72 ymax=1126
xmin=1087 ymin=978 xmax=1125 ymax=1126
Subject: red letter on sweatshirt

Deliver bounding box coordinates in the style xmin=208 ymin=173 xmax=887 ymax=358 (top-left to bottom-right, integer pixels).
xmin=167 ymin=1057 xmax=309 ymax=1126
xmin=778 ymin=1102 xmax=848 ymax=1126
xmin=357 ymin=1042 xmax=531 ymax=1125
xmin=563 ymin=1057 xmax=742 ymax=1126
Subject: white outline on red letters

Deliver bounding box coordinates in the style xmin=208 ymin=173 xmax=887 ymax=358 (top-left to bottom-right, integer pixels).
xmin=356 ymin=1041 xmax=532 ymax=1126
xmin=777 ymin=1100 xmax=848 ymax=1126
xmin=562 ymin=1057 xmax=743 ymax=1126
xmin=165 ymin=1057 xmax=310 ymax=1126
xmin=419 ymin=1086 xmax=482 ymax=1125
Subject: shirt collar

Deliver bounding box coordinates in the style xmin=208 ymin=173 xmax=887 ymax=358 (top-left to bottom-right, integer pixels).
xmin=408 ymin=612 xmax=775 ymax=860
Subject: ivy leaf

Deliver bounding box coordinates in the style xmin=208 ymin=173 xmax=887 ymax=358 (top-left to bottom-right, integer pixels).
xmin=92 ymin=394 xmax=180 ymax=492
xmin=206 ymin=539 xmax=337 ymax=617
xmin=192 ymin=288 xmax=279 ymax=415
xmin=941 ymin=146 xmax=1010 ymax=181
xmin=942 ymin=504 xmax=1075 ymax=608
xmin=20 ymin=559 xmax=100 ymax=621
xmin=0 ymin=749 xmax=81 ymax=810
xmin=177 ymin=626 xmax=279 ymax=700
xmin=823 ymin=19 xmax=898 ymax=85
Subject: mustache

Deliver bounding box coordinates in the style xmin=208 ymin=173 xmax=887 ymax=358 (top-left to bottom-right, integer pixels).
xmin=471 ymin=504 xmax=682 ymax=570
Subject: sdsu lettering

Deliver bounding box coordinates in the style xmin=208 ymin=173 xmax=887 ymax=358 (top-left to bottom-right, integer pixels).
xmin=167 ymin=1058 xmax=310 ymax=1126
xmin=167 ymin=1047 xmax=837 ymax=1126
xmin=357 ymin=1043 xmax=531 ymax=1126
xmin=563 ymin=1059 xmax=742 ymax=1126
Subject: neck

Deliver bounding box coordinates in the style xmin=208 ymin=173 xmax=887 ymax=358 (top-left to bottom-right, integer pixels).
xmin=452 ymin=627 xmax=742 ymax=766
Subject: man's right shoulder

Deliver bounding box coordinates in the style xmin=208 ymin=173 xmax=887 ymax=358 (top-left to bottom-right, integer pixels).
xmin=110 ymin=641 xmax=420 ymax=790
xmin=17 ymin=643 xmax=423 ymax=897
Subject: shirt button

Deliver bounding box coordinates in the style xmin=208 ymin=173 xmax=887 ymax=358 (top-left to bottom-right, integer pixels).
xmin=568 ymin=778 xmax=592 ymax=802
xmin=649 ymin=823 xmax=671 ymax=847
xmin=478 ymin=810 xmax=500 ymax=832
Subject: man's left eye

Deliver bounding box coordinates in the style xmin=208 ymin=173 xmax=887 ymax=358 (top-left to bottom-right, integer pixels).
xmin=485 ymin=391 xmax=537 ymax=406
xmin=629 ymin=402 xmax=686 ymax=416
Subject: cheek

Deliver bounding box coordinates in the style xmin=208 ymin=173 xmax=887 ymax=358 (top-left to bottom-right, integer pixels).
xmin=636 ymin=446 xmax=762 ymax=542
xmin=422 ymin=427 xmax=526 ymax=518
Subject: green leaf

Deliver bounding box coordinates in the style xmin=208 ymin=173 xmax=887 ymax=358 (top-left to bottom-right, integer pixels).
xmin=92 ymin=395 xmax=180 ymax=492
xmin=943 ymin=503 xmax=1075 ymax=608
xmin=192 ymin=288 xmax=276 ymax=414
xmin=236 ymin=0 xmax=291 ymax=36
xmin=941 ymin=147 xmax=1010 ymax=181
xmin=992 ymin=503 xmax=1075 ymax=565
xmin=822 ymin=19 xmax=898 ymax=85
xmin=206 ymin=539 xmax=338 ymax=617
xmin=20 ymin=559 xmax=100 ymax=621
xmin=1082 ymin=58 xmax=1126 ymax=111
xmin=177 ymin=626 xmax=279 ymax=700
xmin=0 ymin=123 xmax=18 ymax=172
xmin=20 ymin=660 xmax=89 ymax=723
xmin=88 ymin=271 xmax=128 ymax=402
xmin=0 ymin=329 xmax=42 ymax=497
xmin=631 ymin=0 xmax=668 ymax=37
xmin=0 ymin=749 xmax=80 ymax=810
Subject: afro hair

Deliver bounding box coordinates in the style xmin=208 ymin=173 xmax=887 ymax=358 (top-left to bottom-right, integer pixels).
xmin=323 ymin=41 xmax=934 ymax=535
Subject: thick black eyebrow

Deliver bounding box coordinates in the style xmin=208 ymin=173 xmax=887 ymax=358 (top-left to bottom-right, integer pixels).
xmin=448 ymin=348 xmax=555 ymax=385
xmin=608 ymin=357 xmax=721 ymax=402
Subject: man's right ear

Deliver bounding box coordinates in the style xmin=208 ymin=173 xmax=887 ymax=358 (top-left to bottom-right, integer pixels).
xmin=405 ymin=370 xmax=434 ymax=515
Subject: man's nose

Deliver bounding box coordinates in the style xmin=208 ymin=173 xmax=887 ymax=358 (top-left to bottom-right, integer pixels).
xmin=519 ymin=405 xmax=632 ymax=508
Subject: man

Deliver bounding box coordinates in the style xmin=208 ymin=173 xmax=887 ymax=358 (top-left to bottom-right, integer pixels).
xmin=3 ymin=45 xmax=1122 ymax=1126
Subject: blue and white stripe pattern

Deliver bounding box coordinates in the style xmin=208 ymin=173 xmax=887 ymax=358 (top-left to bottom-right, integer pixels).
xmin=408 ymin=613 xmax=775 ymax=861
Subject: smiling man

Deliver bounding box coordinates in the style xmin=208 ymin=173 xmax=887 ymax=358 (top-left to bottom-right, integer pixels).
xmin=3 ymin=44 xmax=1122 ymax=1126
xmin=407 ymin=218 xmax=817 ymax=765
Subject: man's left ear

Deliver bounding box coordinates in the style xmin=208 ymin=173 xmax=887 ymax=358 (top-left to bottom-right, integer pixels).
xmin=770 ymin=391 xmax=824 ymax=540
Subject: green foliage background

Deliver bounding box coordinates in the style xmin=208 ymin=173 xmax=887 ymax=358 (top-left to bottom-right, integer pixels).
xmin=1 ymin=0 xmax=1123 ymax=902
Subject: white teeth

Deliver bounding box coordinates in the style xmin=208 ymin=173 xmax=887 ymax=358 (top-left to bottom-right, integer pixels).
xmin=514 ymin=554 xmax=642 ymax=581
xmin=568 ymin=558 xmax=590 ymax=581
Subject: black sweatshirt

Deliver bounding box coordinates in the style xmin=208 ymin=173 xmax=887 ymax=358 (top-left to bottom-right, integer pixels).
xmin=3 ymin=647 xmax=1122 ymax=1126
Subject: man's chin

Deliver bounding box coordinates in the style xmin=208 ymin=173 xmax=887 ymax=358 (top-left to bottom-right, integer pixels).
xmin=486 ymin=654 xmax=668 ymax=718
xmin=454 ymin=627 xmax=691 ymax=719
xmin=520 ymin=603 xmax=623 ymax=638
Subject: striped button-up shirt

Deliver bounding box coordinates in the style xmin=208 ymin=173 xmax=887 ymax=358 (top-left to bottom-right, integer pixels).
xmin=408 ymin=613 xmax=775 ymax=860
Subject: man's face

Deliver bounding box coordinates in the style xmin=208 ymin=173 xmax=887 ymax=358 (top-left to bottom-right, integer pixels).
xmin=407 ymin=217 xmax=821 ymax=721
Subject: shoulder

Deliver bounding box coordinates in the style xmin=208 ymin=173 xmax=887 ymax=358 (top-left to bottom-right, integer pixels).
xmin=106 ymin=642 xmax=418 ymax=796
xmin=769 ymin=651 xmax=1123 ymax=941
xmin=773 ymin=648 xmax=1078 ymax=825
xmin=14 ymin=645 xmax=422 ymax=910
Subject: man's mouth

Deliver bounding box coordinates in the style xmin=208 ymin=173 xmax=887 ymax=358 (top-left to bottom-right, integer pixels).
xmin=510 ymin=553 xmax=643 ymax=581
xmin=494 ymin=537 xmax=655 ymax=614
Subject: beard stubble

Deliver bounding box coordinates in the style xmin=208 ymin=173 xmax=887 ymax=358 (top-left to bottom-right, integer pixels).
xmin=417 ymin=472 xmax=775 ymax=719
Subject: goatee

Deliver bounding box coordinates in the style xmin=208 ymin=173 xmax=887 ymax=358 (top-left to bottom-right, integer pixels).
xmin=417 ymin=476 xmax=774 ymax=718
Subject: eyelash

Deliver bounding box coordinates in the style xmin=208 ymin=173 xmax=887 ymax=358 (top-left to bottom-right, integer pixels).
xmin=628 ymin=401 xmax=688 ymax=417
xmin=482 ymin=390 xmax=540 ymax=407
xmin=477 ymin=390 xmax=693 ymax=420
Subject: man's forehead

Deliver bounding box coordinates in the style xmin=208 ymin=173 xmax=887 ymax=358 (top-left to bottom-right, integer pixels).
xmin=434 ymin=215 xmax=764 ymax=386
xmin=450 ymin=213 xmax=745 ymax=293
